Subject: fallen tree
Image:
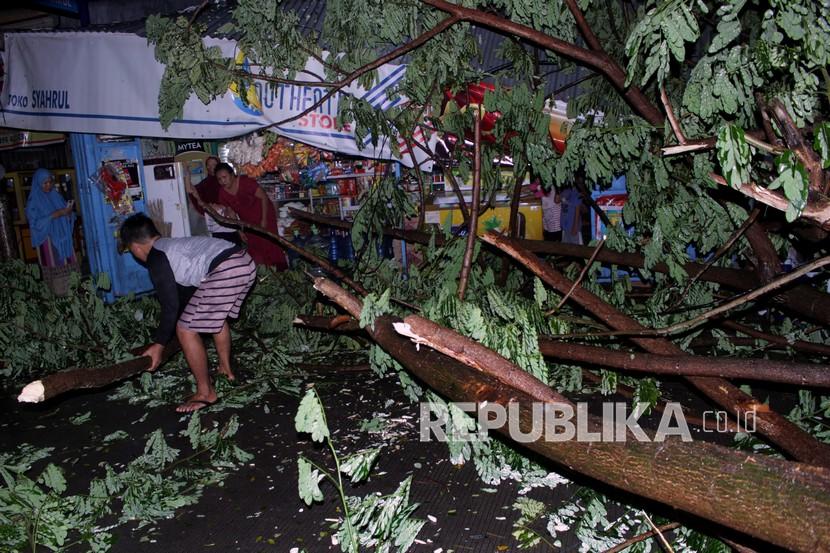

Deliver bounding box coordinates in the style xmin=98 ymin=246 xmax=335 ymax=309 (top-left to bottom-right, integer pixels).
xmin=480 ymin=232 xmax=830 ymax=467
xmin=312 ymin=276 xmax=830 ymax=552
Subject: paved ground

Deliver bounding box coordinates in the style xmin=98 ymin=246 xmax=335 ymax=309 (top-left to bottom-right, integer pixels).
xmin=3 ymin=367 xmax=581 ymax=553
xmin=3 ymin=357 xmax=792 ymax=553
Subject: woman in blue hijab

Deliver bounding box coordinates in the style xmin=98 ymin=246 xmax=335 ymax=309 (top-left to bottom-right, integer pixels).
xmin=25 ymin=168 xmax=78 ymax=294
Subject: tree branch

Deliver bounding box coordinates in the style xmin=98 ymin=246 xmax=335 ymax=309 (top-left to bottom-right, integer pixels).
xmin=420 ymin=0 xmax=666 ymax=126
xmin=480 ymin=231 xmax=830 ymax=467
xmin=189 ymin=190 xmax=369 ymax=296
xmin=671 ymin=206 xmax=760 ymax=308
xmin=458 ymin=112 xmax=482 ymax=300
xmin=768 ymin=98 xmax=825 ymax=193
xmin=721 ymin=320 xmax=830 ymax=358
xmin=660 ymin=85 xmax=686 ymax=144
xmin=547 ymin=237 xmax=606 ymax=315
xmin=18 ymin=341 xmax=181 ymax=403
xmin=709 ymin=173 xmax=830 ymax=231
xmin=261 ymin=15 xmax=461 ymax=130
xmin=539 ymin=339 xmax=830 ymax=388
xmin=556 ymin=254 xmax=830 ymax=340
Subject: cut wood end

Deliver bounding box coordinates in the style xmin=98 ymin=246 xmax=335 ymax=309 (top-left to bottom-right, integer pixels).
xmin=18 ymin=381 xmax=45 ymax=403
xmin=392 ymin=322 xmax=418 ymax=339
xmin=293 ymin=317 xmax=306 ymax=325
xmin=392 ymin=322 xmax=427 ymax=351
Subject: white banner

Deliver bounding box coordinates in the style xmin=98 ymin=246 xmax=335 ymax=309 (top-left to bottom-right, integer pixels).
xmin=1 ymin=32 xmax=430 ymax=168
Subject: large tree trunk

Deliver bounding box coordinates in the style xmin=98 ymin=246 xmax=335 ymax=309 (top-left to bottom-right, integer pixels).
xmin=312 ymin=276 xmax=830 ymax=552
xmin=17 ymin=341 xmax=180 ymax=403
xmin=480 ymin=232 xmax=830 ymax=467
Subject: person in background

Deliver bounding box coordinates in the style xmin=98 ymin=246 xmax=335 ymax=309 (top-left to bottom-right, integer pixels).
xmin=187 ymin=156 xmax=241 ymax=245
xmin=213 ymin=163 xmax=288 ymax=269
xmin=25 ymin=168 xmax=78 ymax=295
xmin=119 ymin=213 xmax=256 ymax=413
xmin=541 ymin=187 xmax=562 ymax=241
xmin=560 ymin=186 xmax=585 ymax=245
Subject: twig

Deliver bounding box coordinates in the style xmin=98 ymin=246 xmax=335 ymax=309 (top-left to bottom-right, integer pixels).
xmin=210 ymin=60 xmax=341 ymax=87
xmin=547 ymin=237 xmax=606 ymax=315
xmin=721 ymin=320 xmax=830 ymax=357
xmin=602 ymin=521 xmax=681 ymax=553
xmin=434 ymin=0 xmax=665 ymax=124
xmin=756 ymin=94 xmax=782 ymax=147
xmin=642 ymin=512 xmax=675 ymax=553
xmin=557 ymin=254 xmax=830 ymax=340
xmin=457 ymin=111 xmax=482 ymax=300
xmin=660 ymin=85 xmax=686 ymax=144
xmin=185 ymin=0 xmax=210 ymax=32
xmin=670 ymin=206 xmax=760 ymax=309
xmin=262 ymin=16 xmax=460 ymax=130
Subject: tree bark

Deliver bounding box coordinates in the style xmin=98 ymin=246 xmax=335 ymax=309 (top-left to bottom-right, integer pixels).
xmin=312 ymin=276 xmax=830 ymax=552
xmin=538 ymin=339 xmax=830 ymax=388
xmin=744 ymin=219 xmax=783 ymax=284
xmin=17 ymin=341 xmax=180 ymax=403
xmin=481 ymin=232 xmax=830 ymax=467
xmin=458 ymin=112 xmax=482 ymax=300
xmin=721 ymin=320 xmax=830 ymax=357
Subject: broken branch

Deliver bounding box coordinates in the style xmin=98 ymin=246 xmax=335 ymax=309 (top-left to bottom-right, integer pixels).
xmin=18 ymin=341 xmax=180 ymax=403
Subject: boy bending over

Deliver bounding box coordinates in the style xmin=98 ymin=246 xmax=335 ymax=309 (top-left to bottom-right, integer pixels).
xmin=119 ymin=213 xmax=256 ymax=412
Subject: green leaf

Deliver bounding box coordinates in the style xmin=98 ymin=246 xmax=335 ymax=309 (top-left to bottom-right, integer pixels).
xmin=69 ymin=411 xmax=92 ymax=425
xmin=770 ymin=151 xmax=809 ymax=222
xmin=297 ymin=457 xmax=325 ymax=505
xmin=814 ymin=123 xmax=830 ymax=169
xmin=533 ymin=277 xmax=547 ymax=308
xmin=359 ymin=288 xmax=392 ymax=330
xmin=38 ymin=463 xmax=66 ymax=494
xmin=716 ymin=125 xmax=751 ymax=188
xmin=340 ymin=448 xmax=381 ymax=483
xmin=709 ymin=19 xmax=741 ymax=53
xmin=294 ymin=388 xmax=330 ymax=442
xmin=103 ymin=430 xmax=130 ymax=444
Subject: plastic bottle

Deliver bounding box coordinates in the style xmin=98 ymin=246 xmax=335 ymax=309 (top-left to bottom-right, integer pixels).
xmin=329 ymin=230 xmax=339 ymax=262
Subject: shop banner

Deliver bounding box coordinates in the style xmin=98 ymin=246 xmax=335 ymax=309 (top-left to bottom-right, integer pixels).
xmin=0 ymin=129 xmax=65 ymax=150
xmin=0 ymin=32 xmax=431 ymax=168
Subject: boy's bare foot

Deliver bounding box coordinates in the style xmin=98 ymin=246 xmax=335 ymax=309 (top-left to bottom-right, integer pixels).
xmin=176 ymin=392 xmax=218 ymax=413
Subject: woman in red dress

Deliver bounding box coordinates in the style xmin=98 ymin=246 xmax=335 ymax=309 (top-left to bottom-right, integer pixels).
xmin=215 ymin=163 xmax=287 ymax=269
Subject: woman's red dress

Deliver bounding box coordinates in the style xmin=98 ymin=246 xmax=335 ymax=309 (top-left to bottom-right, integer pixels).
xmin=218 ymin=176 xmax=287 ymax=268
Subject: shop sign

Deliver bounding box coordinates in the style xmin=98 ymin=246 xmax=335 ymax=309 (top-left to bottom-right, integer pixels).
xmin=1 ymin=32 xmax=433 ymax=170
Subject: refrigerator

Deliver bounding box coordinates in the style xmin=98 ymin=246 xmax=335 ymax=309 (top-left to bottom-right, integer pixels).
xmin=70 ymin=133 xmax=153 ymax=302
